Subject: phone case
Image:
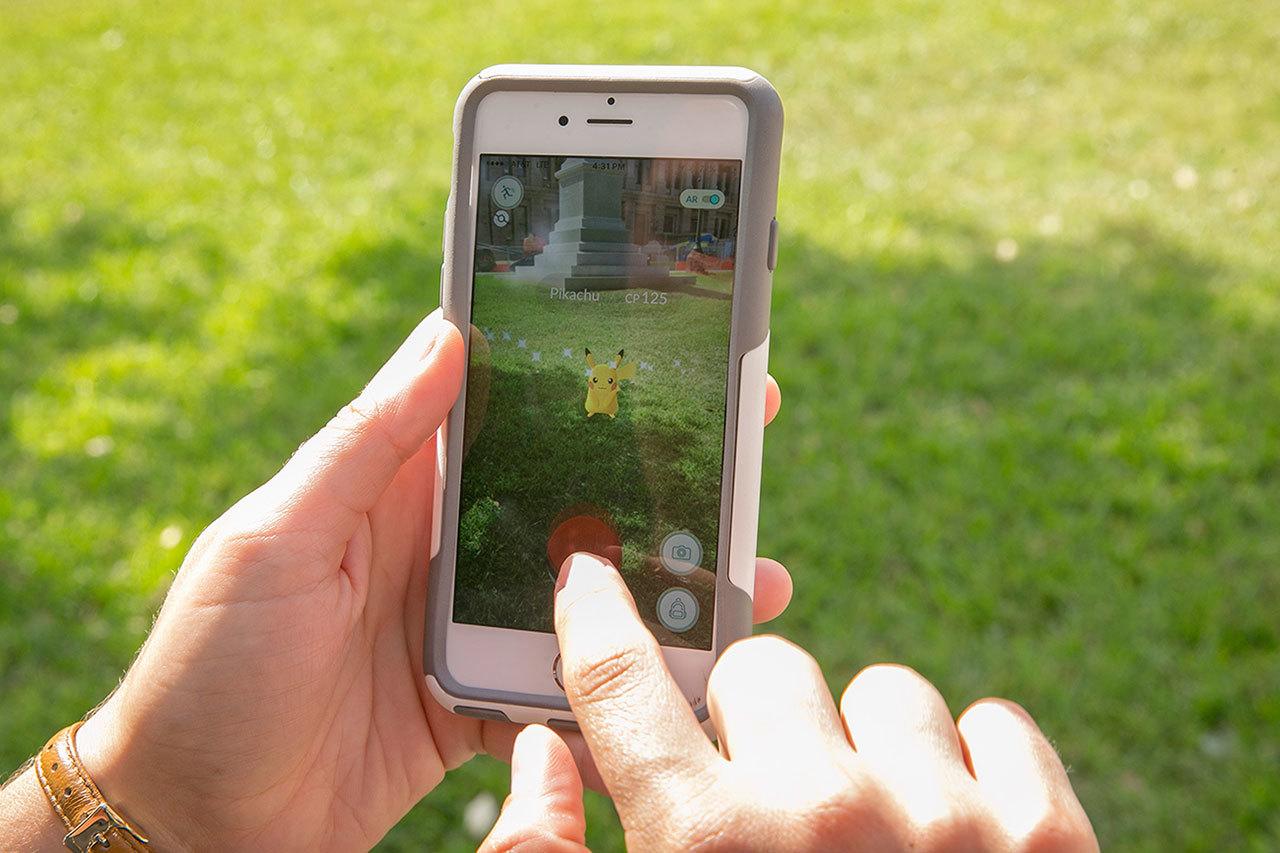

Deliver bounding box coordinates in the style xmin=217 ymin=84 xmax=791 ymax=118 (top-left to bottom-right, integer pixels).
xmin=426 ymin=64 xmax=783 ymax=728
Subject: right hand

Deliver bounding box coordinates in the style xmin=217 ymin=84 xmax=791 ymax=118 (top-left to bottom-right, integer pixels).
xmin=482 ymin=552 xmax=1098 ymax=852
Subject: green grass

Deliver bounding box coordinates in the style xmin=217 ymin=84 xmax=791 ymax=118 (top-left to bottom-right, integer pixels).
xmin=455 ymin=273 xmax=731 ymax=648
xmin=2 ymin=0 xmax=1278 ymax=849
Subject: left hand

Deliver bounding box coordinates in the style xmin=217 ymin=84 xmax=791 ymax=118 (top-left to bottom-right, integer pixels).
xmin=67 ymin=311 xmax=791 ymax=849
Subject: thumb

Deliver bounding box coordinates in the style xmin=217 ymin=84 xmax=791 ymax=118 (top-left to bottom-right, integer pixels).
xmin=263 ymin=310 xmax=465 ymax=541
xmin=480 ymin=725 xmax=588 ymax=853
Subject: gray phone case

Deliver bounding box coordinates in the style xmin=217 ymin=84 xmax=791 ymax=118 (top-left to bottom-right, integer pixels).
xmin=426 ymin=64 xmax=783 ymax=727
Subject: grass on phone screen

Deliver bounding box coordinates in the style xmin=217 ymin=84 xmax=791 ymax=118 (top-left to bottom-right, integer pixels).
xmin=453 ymin=272 xmax=733 ymax=649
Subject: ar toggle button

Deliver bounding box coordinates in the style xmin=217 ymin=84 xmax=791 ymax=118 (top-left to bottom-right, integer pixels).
xmin=679 ymin=188 xmax=726 ymax=210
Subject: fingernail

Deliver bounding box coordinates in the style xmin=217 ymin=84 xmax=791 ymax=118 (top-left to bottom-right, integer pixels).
xmin=417 ymin=312 xmax=451 ymax=360
xmin=556 ymin=551 xmax=612 ymax=594
xmin=510 ymin=725 xmax=553 ymax=799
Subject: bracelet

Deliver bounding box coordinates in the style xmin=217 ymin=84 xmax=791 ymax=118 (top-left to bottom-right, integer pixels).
xmin=35 ymin=722 xmax=150 ymax=852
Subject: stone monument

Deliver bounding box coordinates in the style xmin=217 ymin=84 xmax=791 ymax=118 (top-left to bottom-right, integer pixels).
xmin=516 ymin=158 xmax=690 ymax=291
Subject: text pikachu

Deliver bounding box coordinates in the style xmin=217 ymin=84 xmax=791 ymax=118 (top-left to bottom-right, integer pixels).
xmin=584 ymin=348 xmax=637 ymax=418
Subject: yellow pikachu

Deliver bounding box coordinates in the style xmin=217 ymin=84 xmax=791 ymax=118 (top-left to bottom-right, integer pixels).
xmin=584 ymin=348 xmax=637 ymax=418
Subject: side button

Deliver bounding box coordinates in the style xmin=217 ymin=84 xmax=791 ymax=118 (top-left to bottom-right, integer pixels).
xmin=442 ymin=194 xmax=452 ymax=255
xmin=766 ymin=217 xmax=779 ymax=271
xmin=547 ymin=718 xmax=580 ymax=733
xmin=453 ymin=705 xmax=510 ymax=722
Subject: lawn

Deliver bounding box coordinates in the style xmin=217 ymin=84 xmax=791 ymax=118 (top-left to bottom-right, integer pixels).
xmin=455 ymin=273 xmax=732 ymax=648
xmin=2 ymin=0 xmax=1277 ymax=850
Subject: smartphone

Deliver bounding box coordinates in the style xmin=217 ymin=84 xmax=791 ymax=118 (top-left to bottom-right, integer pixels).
xmin=426 ymin=65 xmax=783 ymax=727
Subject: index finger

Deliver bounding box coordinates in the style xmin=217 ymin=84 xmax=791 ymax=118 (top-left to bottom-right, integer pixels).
xmin=553 ymin=552 xmax=717 ymax=811
xmin=765 ymin=373 xmax=781 ymax=426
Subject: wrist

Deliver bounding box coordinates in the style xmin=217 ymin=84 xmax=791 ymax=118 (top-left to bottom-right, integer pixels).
xmin=0 ymin=764 xmax=67 ymax=851
xmin=75 ymin=704 xmax=191 ymax=851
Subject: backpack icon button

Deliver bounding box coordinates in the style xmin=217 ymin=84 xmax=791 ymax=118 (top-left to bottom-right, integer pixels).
xmin=657 ymin=588 xmax=698 ymax=633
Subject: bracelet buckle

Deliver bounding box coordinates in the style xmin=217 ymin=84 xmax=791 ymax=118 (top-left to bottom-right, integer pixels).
xmin=65 ymin=803 xmax=150 ymax=852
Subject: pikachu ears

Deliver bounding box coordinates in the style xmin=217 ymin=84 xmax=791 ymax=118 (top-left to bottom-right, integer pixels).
xmin=584 ymin=348 xmax=596 ymax=368
xmin=615 ymin=349 xmax=637 ymax=381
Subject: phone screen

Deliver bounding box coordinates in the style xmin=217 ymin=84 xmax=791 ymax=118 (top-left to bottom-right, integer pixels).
xmin=453 ymin=154 xmax=742 ymax=650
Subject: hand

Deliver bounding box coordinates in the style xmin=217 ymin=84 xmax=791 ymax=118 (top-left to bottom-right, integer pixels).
xmin=479 ymin=725 xmax=589 ymax=853
xmin=52 ymin=312 xmax=790 ymax=849
xmin=482 ymin=554 xmax=1098 ymax=852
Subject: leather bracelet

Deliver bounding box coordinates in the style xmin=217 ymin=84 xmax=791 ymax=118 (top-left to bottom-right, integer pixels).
xmin=35 ymin=722 xmax=150 ymax=852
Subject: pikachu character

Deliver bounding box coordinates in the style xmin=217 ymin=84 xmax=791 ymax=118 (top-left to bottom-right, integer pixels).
xmin=584 ymin=348 xmax=637 ymax=418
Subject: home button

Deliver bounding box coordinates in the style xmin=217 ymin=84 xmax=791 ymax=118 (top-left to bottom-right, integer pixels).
xmin=552 ymin=653 xmax=565 ymax=691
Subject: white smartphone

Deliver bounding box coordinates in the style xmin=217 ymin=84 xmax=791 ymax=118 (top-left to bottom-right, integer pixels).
xmin=426 ymin=65 xmax=783 ymax=728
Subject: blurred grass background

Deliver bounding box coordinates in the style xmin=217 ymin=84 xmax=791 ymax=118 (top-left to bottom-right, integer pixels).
xmin=1 ymin=0 xmax=1277 ymax=849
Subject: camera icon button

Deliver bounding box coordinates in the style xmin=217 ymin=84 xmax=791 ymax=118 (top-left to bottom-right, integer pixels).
xmin=659 ymin=530 xmax=703 ymax=576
